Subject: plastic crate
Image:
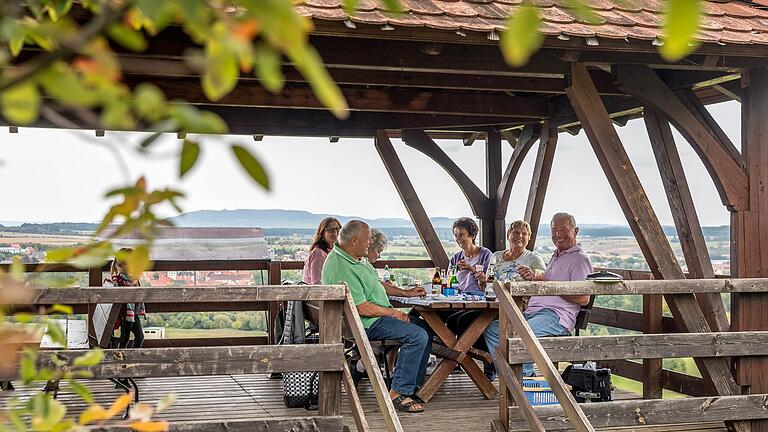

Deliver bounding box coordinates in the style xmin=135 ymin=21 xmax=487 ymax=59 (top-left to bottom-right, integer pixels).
xmin=522 ymin=377 xmax=558 ymax=406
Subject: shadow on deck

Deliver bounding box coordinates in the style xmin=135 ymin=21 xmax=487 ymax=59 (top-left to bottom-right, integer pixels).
xmin=0 ymin=372 xmax=726 ymax=431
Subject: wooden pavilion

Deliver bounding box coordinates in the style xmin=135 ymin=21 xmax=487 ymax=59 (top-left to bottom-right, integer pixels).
xmin=6 ymin=0 xmax=768 ymax=431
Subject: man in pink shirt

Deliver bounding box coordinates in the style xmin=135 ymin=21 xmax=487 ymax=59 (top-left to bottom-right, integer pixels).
xmin=484 ymin=212 xmax=593 ymax=377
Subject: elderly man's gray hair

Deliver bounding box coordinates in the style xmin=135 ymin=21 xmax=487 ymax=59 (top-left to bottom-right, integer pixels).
xmin=551 ymin=212 xmax=576 ymax=228
xmin=370 ymin=228 xmax=388 ymax=252
xmin=339 ymin=220 xmax=370 ymax=243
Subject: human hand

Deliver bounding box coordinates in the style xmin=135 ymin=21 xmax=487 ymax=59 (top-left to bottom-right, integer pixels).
xmin=457 ymin=260 xmax=473 ymax=271
xmin=476 ymin=272 xmax=488 ymax=284
xmin=517 ymin=265 xmax=535 ymax=281
xmin=406 ymin=286 xmax=426 ymax=297
xmin=390 ymin=309 xmax=410 ymax=322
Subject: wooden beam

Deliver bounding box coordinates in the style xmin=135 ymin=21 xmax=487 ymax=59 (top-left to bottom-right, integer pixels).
xmin=133 ymin=77 xmax=547 ymax=118
xmin=342 ymin=291 xmax=405 ymax=432
xmin=12 ymin=345 xmax=345 ymax=381
xmin=8 ymin=285 xmax=346 ymax=305
xmin=343 ymin=360 xmax=371 ymax=432
xmin=401 ymin=129 xmax=489 ymax=218
xmin=463 ymin=132 xmax=482 ymax=146
xmin=523 ymin=125 xmax=557 ymax=250
xmin=494 ymin=351 xmax=546 ymax=431
xmin=675 ymin=88 xmax=744 ymax=169
xmin=484 ymin=129 xmax=504 ymax=250
xmin=100 ymin=417 xmax=345 ymax=432
xmin=589 ymin=306 xmax=679 ymax=333
xmin=506 ymin=331 xmax=768 ymax=364
xmin=733 ymin=69 xmax=768 ymax=410
xmin=612 ymin=64 xmax=748 ymax=211
xmin=644 ymin=107 xmax=729 ymax=333
xmin=504 ymin=278 xmax=768 ymax=297
xmin=496 ymin=281 xmax=595 ymax=432
xmin=141 ymin=336 xmax=268 ymax=348
xmin=598 ymin=359 xmax=714 ymax=397
xmin=497 ymin=124 xmax=540 ymax=219
xmin=375 ymin=130 xmax=449 ymax=270
xmin=712 ymin=80 xmax=742 ymax=102
xmin=567 ymin=64 xmax=746 ymax=431
xmin=642 ymin=293 xmax=663 ymax=399
xmin=319 ymin=300 xmax=344 ymax=416
xmin=508 ymin=394 xmax=768 ymax=431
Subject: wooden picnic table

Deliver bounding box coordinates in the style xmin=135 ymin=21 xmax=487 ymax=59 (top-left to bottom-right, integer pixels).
xmin=389 ymin=295 xmax=499 ymax=403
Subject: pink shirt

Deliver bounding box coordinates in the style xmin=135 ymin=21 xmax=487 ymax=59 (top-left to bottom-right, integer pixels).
xmin=303 ymin=247 xmax=329 ymax=284
xmin=526 ymin=244 xmax=593 ymax=331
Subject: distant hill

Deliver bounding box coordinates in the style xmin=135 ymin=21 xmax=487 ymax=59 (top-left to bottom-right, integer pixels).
xmin=0 ymin=209 xmax=731 ymax=241
xmin=169 ymin=209 xmax=456 ymax=229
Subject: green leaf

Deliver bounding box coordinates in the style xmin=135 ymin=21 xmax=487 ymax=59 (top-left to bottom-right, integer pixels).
xmin=254 ymin=45 xmax=284 ymax=93
xmin=7 ymin=409 xmax=27 ymax=432
xmin=107 ymin=24 xmax=148 ymax=52
xmin=50 ymin=418 xmax=74 ymax=432
xmin=0 ymin=81 xmax=40 ymax=125
xmin=561 ymin=0 xmax=601 ymax=24
xmin=500 ymin=3 xmax=543 ymax=67
xmin=67 ymin=379 xmax=93 ymax=403
xmin=71 ymin=243 xmax=113 ymax=269
xmin=73 ymin=349 xmax=104 ymax=368
xmin=38 ymin=63 xmax=98 ymax=107
xmin=232 ymin=145 xmax=270 ymax=190
xmin=30 ymin=396 xmax=66 ymax=430
xmin=180 ymin=139 xmax=200 ymax=177
xmin=20 ymin=352 xmax=37 ymax=382
xmin=660 ymin=0 xmax=702 ymax=61
xmin=46 ymin=319 xmax=67 ymax=347
xmin=43 ymin=247 xmax=76 ymax=263
xmin=123 ymin=245 xmax=151 ymax=279
xmin=288 ymin=45 xmax=348 ymax=119
xmin=13 ymin=312 xmax=36 ymax=323
xmin=380 ymin=0 xmax=402 ymax=13
xmin=343 ymin=0 xmax=359 ymax=15
xmin=49 ymin=304 xmax=73 ymax=315
xmin=202 ymin=43 xmax=239 ymax=101
xmin=195 ymin=111 xmax=228 ymax=134
xmin=47 ymin=0 xmax=73 ymax=21
xmin=134 ymin=83 xmax=167 ymax=121
xmin=10 ymin=256 xmax=25 ymax=281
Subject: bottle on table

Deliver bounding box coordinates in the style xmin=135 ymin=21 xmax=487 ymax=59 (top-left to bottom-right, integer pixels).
xmin=485 ymin=263 xmax=496 ymax=300
xmin=449 ymin=273 xmax=459 ymax=293
xmin=382 ymin=265 xmax=390 ymax=282
xmin=440 ymin=269 xmax=448 ymax=294
xmin=432 ymin=268 xmax=442 ymax=294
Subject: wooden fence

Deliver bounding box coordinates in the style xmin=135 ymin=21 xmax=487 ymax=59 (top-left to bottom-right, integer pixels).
xmin=493 ymin=278 xmax=768 ymax=432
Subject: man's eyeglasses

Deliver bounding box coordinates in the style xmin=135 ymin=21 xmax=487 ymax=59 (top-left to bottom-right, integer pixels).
xmin=324 ymin=227 xmax=341 ymax=233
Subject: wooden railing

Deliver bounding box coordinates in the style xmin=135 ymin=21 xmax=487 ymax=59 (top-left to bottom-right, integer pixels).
xmin=2 ymin=284 xmax=349 ymax=431
xmin=493 ymin=278 xmax=768 ymax=432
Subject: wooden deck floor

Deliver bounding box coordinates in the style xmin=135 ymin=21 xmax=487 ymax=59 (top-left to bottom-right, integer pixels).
xmin=1 ymin=373 xmax=727 ymax=431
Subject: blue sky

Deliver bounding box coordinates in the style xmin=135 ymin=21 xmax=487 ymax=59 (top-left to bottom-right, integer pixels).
xmin=0 ymin=101 xmax=739 ymax=227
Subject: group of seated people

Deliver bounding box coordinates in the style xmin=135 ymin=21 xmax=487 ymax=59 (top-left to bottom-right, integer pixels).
xmin=303 ymin=212 xmax=593 ymax=413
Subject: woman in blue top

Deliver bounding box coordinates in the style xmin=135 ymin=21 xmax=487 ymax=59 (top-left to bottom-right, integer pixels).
xmin=448 ymin=217 xmax=493 ymax=296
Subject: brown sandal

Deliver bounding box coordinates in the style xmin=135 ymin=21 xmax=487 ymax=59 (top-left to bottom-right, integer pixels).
xmin=391 ymin=395 xmax=424 ymax=413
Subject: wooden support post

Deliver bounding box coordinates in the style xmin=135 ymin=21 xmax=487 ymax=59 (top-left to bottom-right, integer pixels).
xmin=87 ymin=267 xmax=102 ymax=342
xmin=267 ymin=261 xmax=282 ymax=345
xmin=642 ymin=294 xmax=663 ymax=399
xmin=319 ymin=299 xmax=343 ymax=416
xmin=566 ymin=62 xmax=747 ymax=431
xmin=644 ymin=107 xmax=729 ymax=333
xmin=376 ymin=130 xmax=449 ymax=270
xmin=483 ymin=129 xmax=504 ymax=250
xmin=613 ymin=64 xmax=748 ymax=211
xmin=734 ymin=70 xmax=768 ymax=432
xmin=523 ymin=125 xmax=557 ymax=250
xmin=496 ymin=124 xmax=540 ymax=251
xmin=496 ymin=282 xmax=523 ymax=431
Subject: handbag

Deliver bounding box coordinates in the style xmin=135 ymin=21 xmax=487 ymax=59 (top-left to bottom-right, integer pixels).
xmin=282 ymin=335 xmax=320 ymax=410
xmin=561 ymin=363 xmax=612 ymax=402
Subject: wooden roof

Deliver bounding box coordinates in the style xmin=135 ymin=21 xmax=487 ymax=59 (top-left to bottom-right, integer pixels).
xmin=300 ymin=0 xmax=768 ymax=46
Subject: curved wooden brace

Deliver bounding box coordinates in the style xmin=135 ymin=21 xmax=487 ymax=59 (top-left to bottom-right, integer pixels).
xmin=612 ymin=64 xmax=748 ymax=211
xmin=401 ymin=129 xmax=490 ymax=218
xmin=495 ymin=124 xmax=541 ymax=218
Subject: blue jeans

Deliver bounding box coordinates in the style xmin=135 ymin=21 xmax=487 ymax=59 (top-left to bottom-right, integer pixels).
xmin=484 ymin=308 xmax=570 ymax=377
xmin=365 ymin=315 xmax=433 ymax=396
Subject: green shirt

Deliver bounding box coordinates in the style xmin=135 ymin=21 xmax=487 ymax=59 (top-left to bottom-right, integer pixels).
xmin=321 ymin=243 xmax=392 ymax=328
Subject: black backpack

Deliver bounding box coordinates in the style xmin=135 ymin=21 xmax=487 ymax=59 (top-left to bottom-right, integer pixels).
xmin=561 ymin=364 xmax=612 ymax=402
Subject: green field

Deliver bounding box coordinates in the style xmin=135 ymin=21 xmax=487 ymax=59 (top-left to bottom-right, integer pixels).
xmin=164 ymin=328 xmax=267 ymax=338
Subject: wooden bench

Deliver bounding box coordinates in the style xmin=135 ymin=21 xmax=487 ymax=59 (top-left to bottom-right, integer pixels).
xmin=492 ymin=278 xmax=768 ymax=432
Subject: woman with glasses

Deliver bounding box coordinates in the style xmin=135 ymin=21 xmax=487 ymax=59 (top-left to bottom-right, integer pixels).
xmin=303 ymin=217 xmax=342 ymax=284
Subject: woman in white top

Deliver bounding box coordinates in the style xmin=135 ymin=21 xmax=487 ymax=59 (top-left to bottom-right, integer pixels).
xmin=491 ymin=220 xmax=546 ymax=282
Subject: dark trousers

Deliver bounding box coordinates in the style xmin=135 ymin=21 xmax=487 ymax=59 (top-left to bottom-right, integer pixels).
xmin=119 ymin=317 xmax=144 ymax=348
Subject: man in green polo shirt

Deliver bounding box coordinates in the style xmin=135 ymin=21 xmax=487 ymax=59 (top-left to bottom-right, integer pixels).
xmin=322 ymin=220 xmax=431 ymax=413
